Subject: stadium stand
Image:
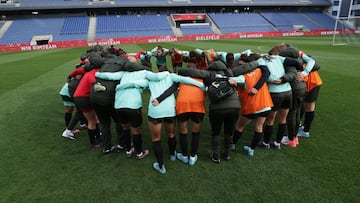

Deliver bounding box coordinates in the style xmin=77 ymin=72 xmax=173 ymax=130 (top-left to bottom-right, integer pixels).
xmin=0 ymin=10 xmax=340 ymax=45
xmin=252 ymin=0 xmax=330 ymax=6
xmin=0 ymin=17 xmax=63 ymax=44
xmin=13 ymin=0 xmax=88 ymax=8
xmin=60 ymin=16 xmax=89 ymax=35
xmin=57 ymin=16 xmax=90 ymax=41
xmin=0 ymin=0 xmax=345 ymax=49
xmin=309 ymin=0 xmax=333 ymax=5
xmin=304 ymin=12 xmax=337 ymax=30
xmin=259 ymin=12 xmax=294 ymax=32
xmin=181 ymin=24 xmax=214 ymax=35
xmin=114 ymin=0 xmax=172 ymax=6
xmin=95 ymin=14 xmax=174 ymax=39
xmin=189 ymin=0 xmax=234 ymax=6
xmin=0 ymin=16 xmax=91 ymax=44
xmin=260 ymin=12 xmax=326 ymax=31
xmin=253 ymin=0 xmax=302 ymax=4
xmin=0 ymin=0 xmax=332 ymax=10
xmin=208 ymin=13 xmax=275 ymax=33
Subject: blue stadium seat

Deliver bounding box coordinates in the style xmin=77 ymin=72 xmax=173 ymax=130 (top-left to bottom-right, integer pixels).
xmin=0 ymin=18 xmax=64 ymax=44
xmin=18 ymin=0 xmax=88 ymax=7
xmin=251 ymin=0 xmax=330 ymax=7
xmin=0 ymin=17 xmax=89 ymax=44
xmin=0 ymin=0 xmax=332 ymax=10
xmin=260 ymin=12 xmax=323 ymax=31
xmin=0 ymin=11 xmax=338 ymax=45
xmin=181 ymin=25 xmax=214 ymax=35
xmin=304 ymin=12 xmax=337 ymax=30
xmin=60 ymin=16 xmax=89 ymax=34
xmin=95 ymin=14 xmax=174 ymax=39
xmin=209 ymin=13 xmax=275 ymax=33
xmin=57 ymin=16 xmax=90 ymax=41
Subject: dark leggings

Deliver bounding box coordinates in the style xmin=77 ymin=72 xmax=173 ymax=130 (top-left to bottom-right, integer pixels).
xmin=93 ymin=103 xmax=123 ymax=150
xmin=67 ymin=109 xmax=85 ymax=130
xmin=287 ymin=87 xmax=306 ymax=140
xmin=209 ymin=108 xmax=239 ymax=157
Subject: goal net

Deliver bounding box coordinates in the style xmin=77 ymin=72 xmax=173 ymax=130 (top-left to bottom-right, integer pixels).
xmin=332 ymin=0 xmax=360 ymax=46
xmin=333 ymin=17 xmax=360 ymax=46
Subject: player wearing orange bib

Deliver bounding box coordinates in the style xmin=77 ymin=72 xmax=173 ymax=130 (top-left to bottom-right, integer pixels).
xmin=232 ymin=65 xmax=273 ymax=156
xmin=169 ymin=48 xmax=188 ymax=73
xmin=152 ymin=76 xmax=206 ymax=166
xmin=176 ymin=78 xmax=206 ymax=115
xmin=175 ymin=78 xmax=206 ymax=165
xmin=238 ymin=68 xmax=272 ymax=115
xmin=299 ymin=52 xmax=322 ymax=138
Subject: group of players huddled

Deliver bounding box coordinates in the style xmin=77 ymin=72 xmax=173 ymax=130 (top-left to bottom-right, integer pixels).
xmin=59 ymin=43 xmax=322 ymax=174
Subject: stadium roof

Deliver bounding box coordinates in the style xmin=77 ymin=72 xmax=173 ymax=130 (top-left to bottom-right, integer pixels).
xmin=0 ymin=0 xmax=332 ymax=12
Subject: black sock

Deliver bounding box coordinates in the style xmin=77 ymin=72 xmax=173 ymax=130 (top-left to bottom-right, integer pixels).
xmin=133 ymin=134 xmax=143 ymax=154
xmin=304 ymin=111 xmax=315 ymax=132
xmin=123 ymin=129 xmax=131 ymax=151
xmin=87 ymin=129 xmax=97 ymax=145
xmin=276 ymin=123 xmax=287 ymax=143
xmin=179 ymin=133 xmax=187 ymax=156
xmin=232 ymin=130 xmax=243 ymax=144
xmin=95 ymin=124 xmax=102 ymax=143
xmin=168 ymin=137 xmax=176 ymax=156
xmin=80 ymin=115 xmax=87 ymax=126
xmin=95 ymin=124 xmax=101 ymax=137
xmin=211 ymin=134 xmax=220 ymax=158
xmin=251 ymin=132 xmax=263 ymax=149
xmin=153 ymin=141 xmax=164 ymax=168
xmin=263 ymin=125 xmax=273 ymax=144
xmin=64 ymin=112 xmax=72 ymax=127
xmin=116 ymin=124 xmax=124 ymax=146
xmin=190 ymin=132 xmax=200 ymax=157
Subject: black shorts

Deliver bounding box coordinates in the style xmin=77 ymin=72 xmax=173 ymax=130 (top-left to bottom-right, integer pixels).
xmin=177 ymin=112 xmax=204 ymax=124
xmin=148 ymin=116 xmax=175 ymax=125
xmin=305 ymin=86 xmax=321 ymax=103
xmin=242 ymin=110 xmax=270 ymax=120
xmin=116 ymin=108 xmax=142 ymax=127
xmin=61 ymin=95 xmax=73 ymax=102
xmin=270 ymin=90 xmax=292 ymax=111
xmin=73 ymin=97 xmax=93 ymax=112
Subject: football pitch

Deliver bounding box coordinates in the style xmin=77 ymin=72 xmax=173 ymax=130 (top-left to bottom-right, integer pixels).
xmin=0 ymin=36 xmax=359 ymax=202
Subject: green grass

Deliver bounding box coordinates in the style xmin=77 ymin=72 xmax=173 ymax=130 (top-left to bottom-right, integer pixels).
xmin=0 ymin=36 xmax=359 ymax=202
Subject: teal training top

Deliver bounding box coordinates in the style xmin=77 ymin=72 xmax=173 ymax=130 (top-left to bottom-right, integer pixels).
xmin=123 ymin=72 xmax=205 ymax=119
xmin=257 ymin=55 xmax=292 ymax=93
xmin=59 ymin=83 xmax=70 ymax=97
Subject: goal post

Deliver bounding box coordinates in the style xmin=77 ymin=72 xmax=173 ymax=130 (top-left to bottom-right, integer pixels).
xmin=332 ymin=0 xmax=360 ymax=46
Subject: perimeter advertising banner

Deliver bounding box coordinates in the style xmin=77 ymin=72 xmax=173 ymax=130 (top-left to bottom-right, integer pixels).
xmin=0 ymin=30 xmax=348 ymax=52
